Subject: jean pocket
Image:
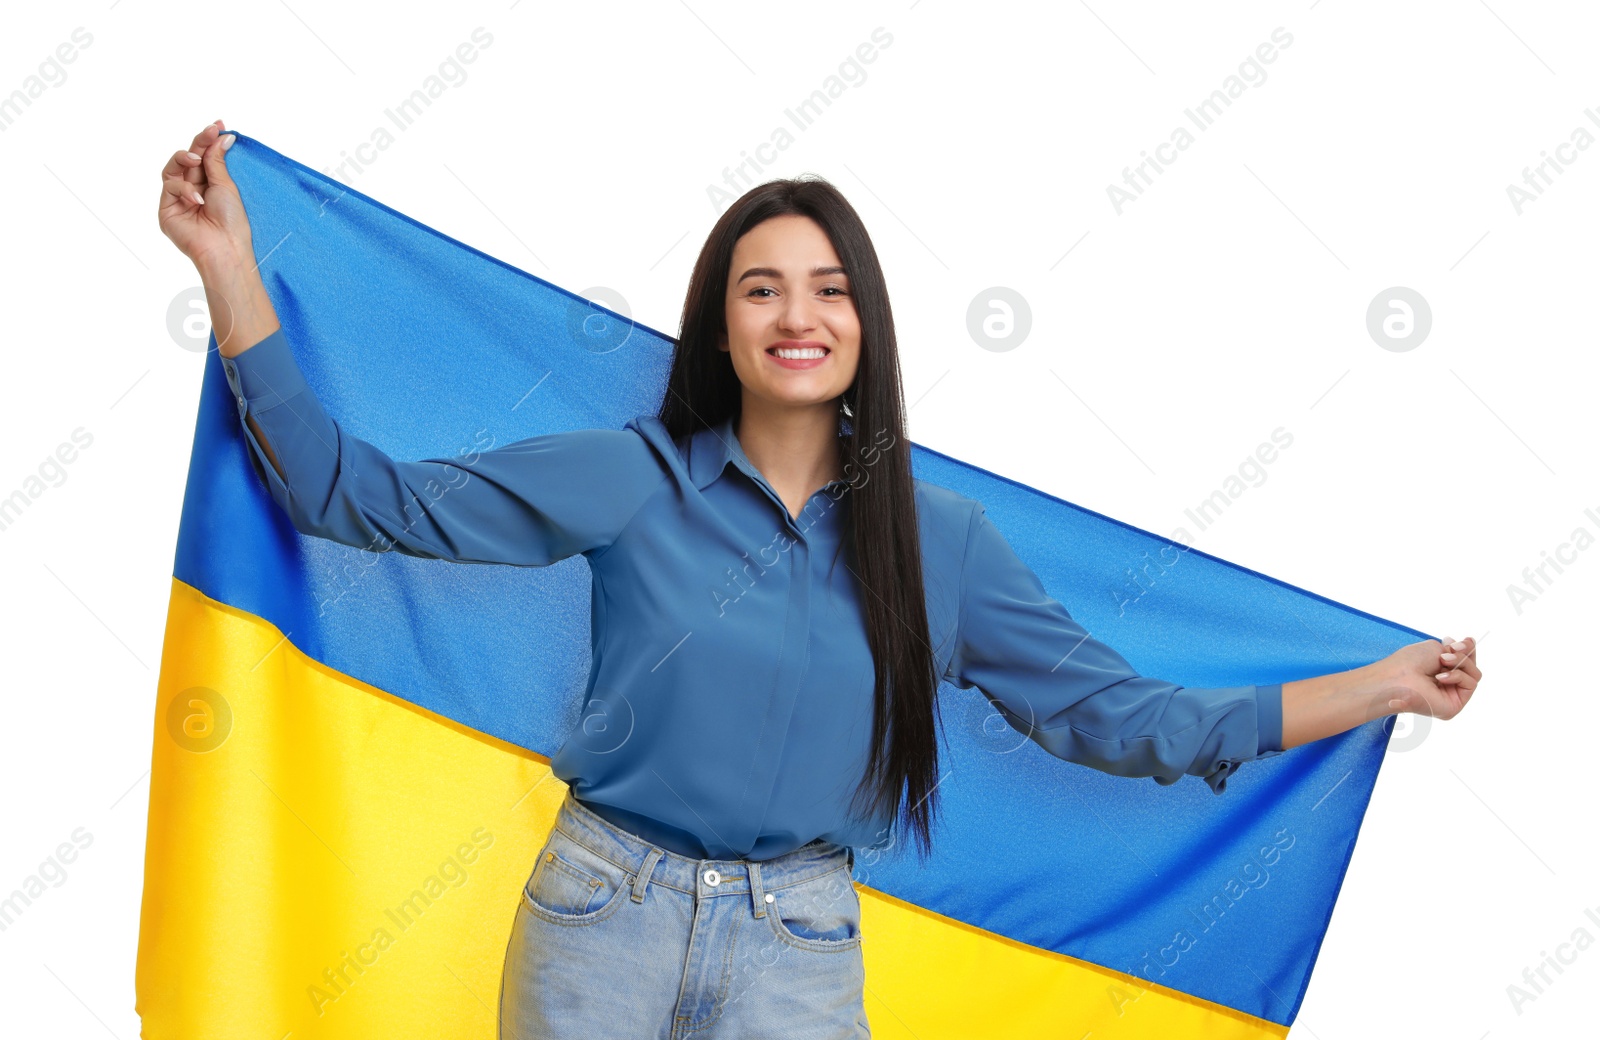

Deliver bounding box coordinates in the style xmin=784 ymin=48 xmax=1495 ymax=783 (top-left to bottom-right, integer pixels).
xmin=523 ymin=828 xmax=630 ymax=926
xmin=765 ymin=866 xmax=862 ymax=952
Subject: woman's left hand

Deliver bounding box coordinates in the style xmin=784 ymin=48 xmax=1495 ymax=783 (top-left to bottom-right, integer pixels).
xmin=1373 ymin=635 xmax=1481 ymax=722
xmin=1279 ymin=635 xmax=1482 ymax=749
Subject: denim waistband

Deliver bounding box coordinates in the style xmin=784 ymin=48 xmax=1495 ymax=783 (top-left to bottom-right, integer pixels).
xmin=556 ymin=790 xmax=854 ymax=916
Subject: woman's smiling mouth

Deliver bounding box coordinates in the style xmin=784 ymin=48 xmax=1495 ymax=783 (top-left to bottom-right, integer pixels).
xmin=766 ymin=342 xmax=831 ymax=369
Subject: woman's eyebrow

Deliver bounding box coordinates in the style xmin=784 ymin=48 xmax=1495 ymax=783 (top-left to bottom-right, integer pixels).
xmin=735 ymin=265 xmax=848 ymax=283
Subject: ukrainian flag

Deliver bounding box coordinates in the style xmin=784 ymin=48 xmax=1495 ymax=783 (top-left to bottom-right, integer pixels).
xmin=136 ymin=131 xmax=1423 ymax=1038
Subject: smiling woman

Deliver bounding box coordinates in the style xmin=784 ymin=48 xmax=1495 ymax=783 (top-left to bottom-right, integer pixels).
xmin=156 ymin=120 xmax=1481 ymax=1039
xmin=656 ymin=179 xmax=948 ymax=871
xmin=717 ymin=217 xmax=864 ymax=511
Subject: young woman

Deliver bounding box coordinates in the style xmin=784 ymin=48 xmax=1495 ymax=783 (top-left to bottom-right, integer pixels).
xmin=158 ymin=119 xmax=1481 ymax=1040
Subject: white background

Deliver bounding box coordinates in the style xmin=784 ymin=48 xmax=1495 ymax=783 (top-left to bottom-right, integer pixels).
xmin=1 ymin=1 xmax=1594 ymax=1036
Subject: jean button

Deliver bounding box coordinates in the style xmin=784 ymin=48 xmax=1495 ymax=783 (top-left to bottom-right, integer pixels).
xmin=703 ymin=869 xmax=721 ymax=887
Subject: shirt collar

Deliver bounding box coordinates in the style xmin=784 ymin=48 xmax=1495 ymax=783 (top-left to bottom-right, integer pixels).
xmin=688 ymin=413 xmax=852 ymax=496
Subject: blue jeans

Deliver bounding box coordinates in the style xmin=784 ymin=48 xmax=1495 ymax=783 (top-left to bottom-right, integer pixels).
xmin=499 ymin=788 xmax=871 ymax=1039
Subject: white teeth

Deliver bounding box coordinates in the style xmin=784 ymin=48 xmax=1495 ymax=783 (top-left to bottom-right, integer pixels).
xmin=773 ymin=347 xmax=827 ymax=359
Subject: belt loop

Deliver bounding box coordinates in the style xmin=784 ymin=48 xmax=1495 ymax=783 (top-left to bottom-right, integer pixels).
xmin=631 ymin=847 xmax=663 ymax=903
xmin=749 ymin=859 xmax=767 ymax=918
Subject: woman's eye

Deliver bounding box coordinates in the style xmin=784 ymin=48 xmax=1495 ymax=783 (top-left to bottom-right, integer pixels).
xmin=746 ymin=286 xmax=848 ymax=298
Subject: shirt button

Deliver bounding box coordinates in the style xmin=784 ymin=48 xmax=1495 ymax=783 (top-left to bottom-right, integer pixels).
xmin=237 ymin=396 xmax=246 ymax=409
xmin=703 ymin=869 xmax=721 ymax=887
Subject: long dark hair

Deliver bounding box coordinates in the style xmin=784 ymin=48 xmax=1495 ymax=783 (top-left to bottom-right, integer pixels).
xmin=655 ymin=176 xmax=946 ymax=862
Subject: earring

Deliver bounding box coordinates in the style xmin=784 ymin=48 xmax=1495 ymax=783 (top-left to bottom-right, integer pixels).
xmin=840 ymin=396 xmax=855 ymax=419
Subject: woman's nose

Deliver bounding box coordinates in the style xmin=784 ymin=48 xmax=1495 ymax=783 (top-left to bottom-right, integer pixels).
xmin=776 ymin=301 xmax=818 ymax=333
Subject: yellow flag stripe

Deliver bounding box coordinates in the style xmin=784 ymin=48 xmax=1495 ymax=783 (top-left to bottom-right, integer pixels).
xmin=136 ymin=577 xmax=1284 ymax=1038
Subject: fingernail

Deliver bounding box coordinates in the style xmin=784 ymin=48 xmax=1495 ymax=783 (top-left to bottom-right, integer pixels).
xmin=192 ymin=192 xmax=204 ymax=205
xmin=185 ymin=151 xmax=201 ymax=162
xmin=1449 ymin=640 xmax=1466 ymax=651
xmin=221 ymin=134 xmax=234 ymax=151
xmin=1441 ymin=653 xmax=1457 ymax=663
xmin=1435 ymin=671 xmax=1450 ymax=681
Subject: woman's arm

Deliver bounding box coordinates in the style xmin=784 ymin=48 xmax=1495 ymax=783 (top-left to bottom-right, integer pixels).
xmin=201 ymin=245 xmax=286 ymax=479
xmin=214 ymin=321 xmax=666 ymax=564
xmin=158 ymin=120 xmax=667 ymax=566
xmin=1280 ymin=635 xmax=1480 ymax=750
xmin=160 ymin=121 xmax=285 ymax=478
xmin=944 ymin=501 xmax=1483 ymax=791
xmin=944 ymin=502 xmax=1284 ymax=793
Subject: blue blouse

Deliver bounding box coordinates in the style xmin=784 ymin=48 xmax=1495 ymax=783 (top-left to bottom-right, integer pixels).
xmin=221 ymin=327 xmax=1284 ymax=861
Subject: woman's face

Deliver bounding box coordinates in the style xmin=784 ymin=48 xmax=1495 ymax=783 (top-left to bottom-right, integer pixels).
xmin=719 ymin=214 xmax=861 ymax=412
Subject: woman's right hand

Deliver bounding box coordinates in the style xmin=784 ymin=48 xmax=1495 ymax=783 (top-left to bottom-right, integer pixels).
xmin=158 ymin=118 xmax=254 ymax=276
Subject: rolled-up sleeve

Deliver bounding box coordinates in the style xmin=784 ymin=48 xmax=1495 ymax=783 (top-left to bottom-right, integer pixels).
xmin=942 ymin=502 xmax=1284 ymax=794
xmin=219 ymin=326 xmax=666 ymax=565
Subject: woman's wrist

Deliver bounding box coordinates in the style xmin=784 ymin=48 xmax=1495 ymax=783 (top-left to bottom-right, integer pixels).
xmin=194 ymin=241 xmax=257 ymax=286
xmin=1279 ymin=636 xmax=1480 ymax=752
xmin=197 ymin=251 xmax=280 ymax=357
xmin=1280 ymin=662 xmax=1387 ymax=751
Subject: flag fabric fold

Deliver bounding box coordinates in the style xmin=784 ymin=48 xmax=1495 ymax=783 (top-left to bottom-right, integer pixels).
xmin=136 ymin=131 xmax=1421 ymax=1038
